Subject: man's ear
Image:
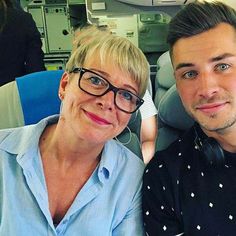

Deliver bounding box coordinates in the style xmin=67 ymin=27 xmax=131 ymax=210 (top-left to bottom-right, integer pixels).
xmin=58 ymin=72 xmax=69 ymax=100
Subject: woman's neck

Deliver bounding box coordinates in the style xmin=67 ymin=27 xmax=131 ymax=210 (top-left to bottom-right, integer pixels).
xmin=39 ymin=123 xmax=103 ymax=169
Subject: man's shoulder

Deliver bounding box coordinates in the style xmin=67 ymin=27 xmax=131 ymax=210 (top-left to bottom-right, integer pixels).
xmin=148 ymin=141 xmax=183 ymax=174
xmin=147 ymin=127 xmax=196 ymax=177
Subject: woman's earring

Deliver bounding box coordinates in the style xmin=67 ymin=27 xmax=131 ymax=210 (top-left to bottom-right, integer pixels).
xmin=58 ymin=93 xmax=63 ymax=100
xmin=115 ymin=126 xmax=132 ymax=145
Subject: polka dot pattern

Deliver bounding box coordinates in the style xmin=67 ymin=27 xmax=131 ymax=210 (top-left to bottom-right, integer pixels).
xmin=143 ymin=126 xmax=236 ymax=235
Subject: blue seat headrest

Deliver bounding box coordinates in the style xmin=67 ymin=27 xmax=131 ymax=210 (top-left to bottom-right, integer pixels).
xmin=16 ymin=70 xmax=64 ymax=125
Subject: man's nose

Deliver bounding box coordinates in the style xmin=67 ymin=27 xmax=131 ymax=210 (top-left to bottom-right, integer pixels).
xmin=196 ymin=72 xmax=220 ymax=99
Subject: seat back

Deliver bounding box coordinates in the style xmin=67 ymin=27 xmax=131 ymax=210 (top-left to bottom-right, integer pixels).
xmin=16 ymin=70 xmax=63 ymax=125
xmin=0 ymin=81 xmax=24 ymax=129
xmin=1 ymin=70 xmax=143 ymax=159
xmin=156 ymin=85 xmax=194 ymax=151
xmin=153 ymin=51 xmax=195 ymax=151
xmin=154 ymin=51 xmax=175 ymax=108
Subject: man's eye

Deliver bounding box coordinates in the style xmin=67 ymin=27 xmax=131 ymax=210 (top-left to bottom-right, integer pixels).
xmin=182 ymin=70 xmax=198 ymax=79
xmin=216 ymin=63 xmax=230 ymax=72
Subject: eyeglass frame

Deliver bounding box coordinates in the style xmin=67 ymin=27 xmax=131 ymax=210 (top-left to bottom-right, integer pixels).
xmin=69 ymin=67 xmax=144 ymax=114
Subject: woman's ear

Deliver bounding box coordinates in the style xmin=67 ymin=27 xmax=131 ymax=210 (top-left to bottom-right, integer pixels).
xmin=58 ymin=72 xmax=69 ymax=100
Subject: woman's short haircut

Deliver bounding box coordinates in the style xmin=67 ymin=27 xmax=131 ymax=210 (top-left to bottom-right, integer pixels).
xmin=66 ymin=25 xmax=149 ymax=97
xmin=167 ymin=0 xmax=236 ymax=55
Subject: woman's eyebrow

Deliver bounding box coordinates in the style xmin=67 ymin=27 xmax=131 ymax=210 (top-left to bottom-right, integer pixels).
xmin=88 ymin=68 xmax=138 ymax=94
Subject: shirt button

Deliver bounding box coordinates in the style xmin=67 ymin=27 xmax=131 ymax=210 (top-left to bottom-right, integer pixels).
xmin=62 ymin=219 xmax=68 ymax=225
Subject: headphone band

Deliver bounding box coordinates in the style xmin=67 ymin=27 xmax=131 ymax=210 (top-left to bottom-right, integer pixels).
xmin=193 ymin=124 xmax=225 ymax=167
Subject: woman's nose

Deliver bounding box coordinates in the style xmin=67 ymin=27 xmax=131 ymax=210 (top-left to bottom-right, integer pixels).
xmin=96 ymin=90 xmax=115 ymax=111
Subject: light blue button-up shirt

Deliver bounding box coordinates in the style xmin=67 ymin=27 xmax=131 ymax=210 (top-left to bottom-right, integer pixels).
xmin=0 ymin=115 xmax=145 ymax=236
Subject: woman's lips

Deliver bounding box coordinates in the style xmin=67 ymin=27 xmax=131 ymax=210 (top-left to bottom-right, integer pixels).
xmin=85 ymin=110 xmax=111 ymax=125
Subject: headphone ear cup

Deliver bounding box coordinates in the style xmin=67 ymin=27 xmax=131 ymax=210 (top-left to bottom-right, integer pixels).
xmin=201 ymin=137 xmax=225 ymax=167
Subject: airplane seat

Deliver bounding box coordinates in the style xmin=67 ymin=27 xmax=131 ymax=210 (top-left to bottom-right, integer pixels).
xmin=154 ymin=50 xmax=175 ymax=109
xmin=0 ymin=70 xmax=143 ymax=159
xmin=0 ymin=80 xmax=24 ymax=128
xmin=153 ymin=50 xmax=195 ymax=151
xmin=156 ymin=84 xmax=194 ymax=151
xmin=16 ymin=70 xmax=63 ymax=125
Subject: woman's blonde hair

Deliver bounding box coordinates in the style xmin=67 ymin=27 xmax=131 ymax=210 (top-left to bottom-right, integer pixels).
xmin=66 ymin=25 xmax=149 ymax=97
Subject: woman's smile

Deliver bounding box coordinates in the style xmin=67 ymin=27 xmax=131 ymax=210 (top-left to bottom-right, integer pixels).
xmin=84 ymin=110 xmax=112 ymax=126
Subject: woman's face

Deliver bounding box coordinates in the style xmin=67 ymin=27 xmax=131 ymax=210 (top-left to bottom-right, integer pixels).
xmin=58 ymin=57 xmax=139 ymax=145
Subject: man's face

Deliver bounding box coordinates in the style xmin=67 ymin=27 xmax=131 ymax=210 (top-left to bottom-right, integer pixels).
xmin=172 ymin=23 xmax=236 ymax=134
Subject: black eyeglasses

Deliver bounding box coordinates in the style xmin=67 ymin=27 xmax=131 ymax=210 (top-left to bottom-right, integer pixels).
xmin=69 ymin=67 xmax=144 ymax=114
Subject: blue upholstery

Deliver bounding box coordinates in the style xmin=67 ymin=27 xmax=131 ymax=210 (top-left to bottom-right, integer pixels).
xmin=16 ymin=70 xmax=63 ymax=125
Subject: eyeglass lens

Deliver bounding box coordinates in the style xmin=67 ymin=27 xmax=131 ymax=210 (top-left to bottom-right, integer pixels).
xmin=79 ymin=70 xmax=140 ymax=113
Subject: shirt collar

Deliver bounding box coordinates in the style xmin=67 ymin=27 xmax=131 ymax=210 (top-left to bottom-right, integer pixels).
xmin=97 ymin=139 xmax=122 ymax=183
xmin=0 ymin=115 xmax=59 ymax=158
xmin=0 ymin=115 xmax=124 ymax=183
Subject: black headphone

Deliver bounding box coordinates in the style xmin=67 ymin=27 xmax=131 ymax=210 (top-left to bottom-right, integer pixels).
xmin=194 ymin=124 xmax=225 ymax=167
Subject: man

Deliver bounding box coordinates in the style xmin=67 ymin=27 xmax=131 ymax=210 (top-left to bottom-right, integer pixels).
xmin=143 ymin=1 xmax=236 ymax=235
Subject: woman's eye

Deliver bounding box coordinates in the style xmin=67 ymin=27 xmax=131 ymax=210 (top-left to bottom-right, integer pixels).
xmin=182 ymin=70 xmax=198 ymax=79
xmin=120 ymin=91 xmax=133 ymax=101
xmin=216 ymin=63 xmax=230 ymax=71
xmin=89 ymin=76 xmax=104 ymax=86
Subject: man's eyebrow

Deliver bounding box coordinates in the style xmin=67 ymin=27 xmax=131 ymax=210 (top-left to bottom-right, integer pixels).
xmin=175 ymin=63 xmax=194 ymax=71
xmin=210 ymin=53 xmax=235 ymax=62
xmin=175 ymin=53 xmax=236 ymax=71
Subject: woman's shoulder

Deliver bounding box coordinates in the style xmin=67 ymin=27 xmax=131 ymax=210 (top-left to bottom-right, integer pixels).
xmin=108 ymin=139 xmax=144 ymax=162
xmin=0 ymin=125 xmax=33 ymax=144
xmin=104 ymin=139 xmax=145 ymax=176
xmin=103 ymin=140 xmax=144 ymax=192
xmin=0 ymin=128 xmax=14 ymax=143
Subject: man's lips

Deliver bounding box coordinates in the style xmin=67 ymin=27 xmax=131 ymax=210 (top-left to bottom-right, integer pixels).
xmin=84 ymin=110 xmax=111 ymax=125
xmin=196 ymin=102 xmax=227 ymax=113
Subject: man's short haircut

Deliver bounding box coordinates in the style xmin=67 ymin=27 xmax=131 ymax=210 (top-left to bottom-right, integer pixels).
xmin=167 ymin=1 xmax=236 ymax=54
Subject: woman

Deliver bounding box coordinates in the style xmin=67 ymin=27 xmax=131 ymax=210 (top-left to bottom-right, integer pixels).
xmin=0 ymin=0 xmax=45 ymax=86
xmin=74 ymin=25 xmax=157 ymax=164
xmin=0 ymin=26 xmax=149 ymax=235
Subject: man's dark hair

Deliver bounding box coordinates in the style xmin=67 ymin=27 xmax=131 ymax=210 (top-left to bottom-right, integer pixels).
xmin=167 ymin=1 xmax=236 ymax=54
